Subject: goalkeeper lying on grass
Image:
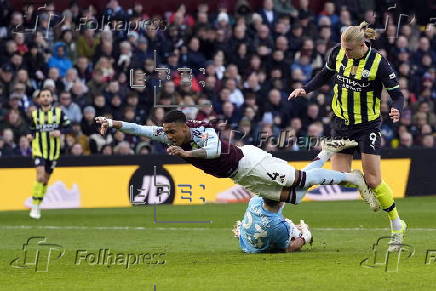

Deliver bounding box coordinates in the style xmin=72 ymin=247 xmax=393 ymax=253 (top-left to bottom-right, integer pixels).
xmin=233 ymin=196 xmax=312 ymax=253
xmin=231 ymin=147 xmax=343 ymax=253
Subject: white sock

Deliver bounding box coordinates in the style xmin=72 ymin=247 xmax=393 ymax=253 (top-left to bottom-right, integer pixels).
xmin=302 ymin=151 xmax=333 ymax=171
xmin=294 ymin=151 xmax=337 ymax=203
xmin=390 ymin=218 xmax=402 ymax=231
xmin=318 ymin=150 xmax=334 ymax=162
xmin=304 ymin=168 xmax=347 ymax=188
xmin=343 ymin=173 xmax=362 ymax=186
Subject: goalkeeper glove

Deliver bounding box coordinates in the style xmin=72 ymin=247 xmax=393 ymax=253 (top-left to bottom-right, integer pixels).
xmin=298 ymin=220 xmax=313 ymax=245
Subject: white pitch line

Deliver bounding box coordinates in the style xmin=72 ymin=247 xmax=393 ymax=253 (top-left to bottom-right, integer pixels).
xmin=0 ymin=225 xmax=210 ymax=231
xmin=313 ymin=227 xmax=436 ymax=231
xmin=1 ymin=225 xmax=436 ymax=231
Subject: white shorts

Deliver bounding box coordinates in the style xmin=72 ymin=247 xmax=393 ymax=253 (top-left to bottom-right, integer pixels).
xmin=232 ymin=145 xmax=301 ymax=201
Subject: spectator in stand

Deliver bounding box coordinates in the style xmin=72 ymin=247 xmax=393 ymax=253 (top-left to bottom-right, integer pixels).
xmin=60 ymin=91 xmax=82 ymax=123
xmin=0 ymin=109 xmax=27 ymax=143
xmin=48 ymin=42 xmax=73 ymax=78
xmin=0 ymin=1 xmax=433 ymax=157
xmin=0 ymin=64 xmax=14 ymax=98
xmin=422 ymin=134 xmax=435 ymax=148
xmin=1 ymin=128 xmax=16 ymax=157
xmin=81 ymin=106 xmax=99 ymax=136
xmin=77 ymin=28 xmax=100 ymax=60
xmin=114 ymin=141 xmax=134 ymax=155
xmin=259 ymin=0 xmax=278 ymax=30
xmin=399 ymin=132 xmax=414 ymax=148
xmin=13 ymin=135 xmax=32 ymax=157
xmin=71 ymin=143 xmax=84 ymax=156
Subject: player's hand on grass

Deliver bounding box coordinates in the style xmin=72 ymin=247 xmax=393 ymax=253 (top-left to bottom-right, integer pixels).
xmin=167 ymin=145 xmax=189 ymax=158
xmin=389 ymin=108 xmax=400 ymax=123
xmin=95 ymin=116 xmax=111 ymax=135
xmin=288 ymin=88 xmax=306 ymax=100
xmin=298 ymin=220 xmax=313 ymax=245
xmin=49 ymin=130 xmax=60 ymax=137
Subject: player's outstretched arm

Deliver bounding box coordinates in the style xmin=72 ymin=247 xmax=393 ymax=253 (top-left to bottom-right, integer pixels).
xmin=288 ymin=88 xmax=307 ymax=100
xmin=95 ymin=117 xmax=123 ymax=135
xmin=167 ymin=127 xmax=221 ymax=159
xmin=288 ymin=67 xmax=335 ymax=100
xmin=95 ymin=117 xmax=169 ymax=144
xmin=284 ymin=220 xmax=312 ymax=252
xmin=167 ymin=146 xmax=207 ymax=158
xmin=288 ymin=45 xmax=339 ymax=100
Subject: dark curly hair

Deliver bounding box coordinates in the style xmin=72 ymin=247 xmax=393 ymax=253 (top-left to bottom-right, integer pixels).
xmin=163 ymin=110 xmax=187 ymax=124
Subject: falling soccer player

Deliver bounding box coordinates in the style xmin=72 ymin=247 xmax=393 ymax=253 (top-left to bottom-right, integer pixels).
xmin=95 ymin=110 xmax=376 ymax=206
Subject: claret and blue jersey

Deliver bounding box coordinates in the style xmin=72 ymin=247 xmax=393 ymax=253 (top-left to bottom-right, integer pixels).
xmin=119 ymin=120 xmax=244 ymax=178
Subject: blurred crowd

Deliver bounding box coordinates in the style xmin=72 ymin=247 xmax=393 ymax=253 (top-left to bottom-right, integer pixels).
xmin=0 ymin=0 xmax=435 ymax=157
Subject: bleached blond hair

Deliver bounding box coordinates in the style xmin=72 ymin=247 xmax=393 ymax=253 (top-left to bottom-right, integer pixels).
xmin=341 ymin=21 xmax=376 ymax=43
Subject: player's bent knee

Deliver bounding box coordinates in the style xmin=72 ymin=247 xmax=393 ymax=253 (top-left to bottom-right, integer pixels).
xmin=364 ymin=174 xmax=381 ymax=189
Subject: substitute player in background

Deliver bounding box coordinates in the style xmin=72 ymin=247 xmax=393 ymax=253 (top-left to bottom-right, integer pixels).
xmin=95 ymin=110 xmax=377 ymax=207
xmin=288 ymin=21 xmax=406 ymax=251
xmin=27 ymin=88 xmax=71 ymax=219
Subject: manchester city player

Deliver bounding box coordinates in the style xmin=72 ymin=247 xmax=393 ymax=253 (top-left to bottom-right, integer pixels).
xmin=232 ymin=143 xmax=342 ymax=253
xmin=233 ymin=196 xmax=312 ymax=253
xmin=289 ymin=21 xmax=407 ymax=251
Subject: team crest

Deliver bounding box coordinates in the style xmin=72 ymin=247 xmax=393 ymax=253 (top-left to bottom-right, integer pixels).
xmin=200 ymin=133 xmax=209 ymax=140
xmin=362 ymin=70 xmax=370 ymax=78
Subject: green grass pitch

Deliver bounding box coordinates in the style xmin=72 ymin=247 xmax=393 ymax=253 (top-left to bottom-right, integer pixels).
xmin=1 ymin=197 xmax=436 ymax=290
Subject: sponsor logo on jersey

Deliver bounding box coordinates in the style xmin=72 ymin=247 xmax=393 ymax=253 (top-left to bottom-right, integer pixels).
xmin=192 ymin=129 xmax=202 ymax=137
xmin=200 ymin=133 xmax=209 ymax=141
xmin=154 ymin=128 xmax=164 ymax=136
xmin=35 ymin=123 xmax=60 ymax=131
xmin=337 ymin=75 xmax=371 ymax=92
